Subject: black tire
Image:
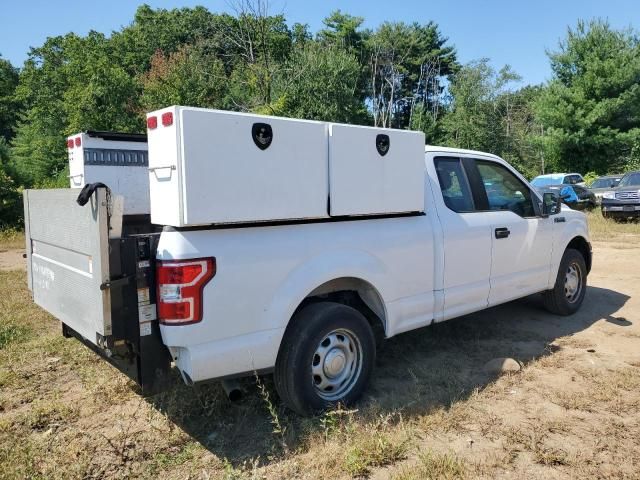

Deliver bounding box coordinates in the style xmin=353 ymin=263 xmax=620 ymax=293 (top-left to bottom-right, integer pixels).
xmin=543 ymin=248 xmax=587 ymax=316
xmin=274 ymin=302 xmax=376 ymax=415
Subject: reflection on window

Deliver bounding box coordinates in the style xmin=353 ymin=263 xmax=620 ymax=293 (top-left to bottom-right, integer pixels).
xmin=435 ymin=158 xmax=474 ymax=212
xmin=477 ymin=162 xmax=535 ymax=217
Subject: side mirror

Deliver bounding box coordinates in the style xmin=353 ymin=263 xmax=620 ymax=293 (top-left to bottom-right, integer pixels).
xmin=542 ymin=192 xmax=562 ymax=216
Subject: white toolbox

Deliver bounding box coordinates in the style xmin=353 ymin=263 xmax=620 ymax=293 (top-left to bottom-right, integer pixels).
xmin=67 ymin=131 xmax=150 ymax=215
xmin=328 ymin=124 xmax=425 ymax=216
xmin=146 ymin=106 xmax=329 ymax=227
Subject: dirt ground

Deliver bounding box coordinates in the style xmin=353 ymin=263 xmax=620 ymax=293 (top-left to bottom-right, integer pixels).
xmin=0 ymin=248 xmax=24 ymax=271
xmin=0 ymin=230 xmax=639 ymax=479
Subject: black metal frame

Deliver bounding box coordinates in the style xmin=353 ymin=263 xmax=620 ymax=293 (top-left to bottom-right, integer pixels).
xmin=63 ymin=232 xmax=172 ymax=396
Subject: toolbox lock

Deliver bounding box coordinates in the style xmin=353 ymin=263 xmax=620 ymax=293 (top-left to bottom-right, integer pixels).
xmin=252 ymin=123 xmax=273 ymax=150
xmin=376 ymin=134 xmax=390 ymax=156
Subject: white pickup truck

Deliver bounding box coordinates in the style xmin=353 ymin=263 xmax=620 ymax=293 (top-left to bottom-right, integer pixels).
xmin=24 ymin=108 xmax=591 ymax=415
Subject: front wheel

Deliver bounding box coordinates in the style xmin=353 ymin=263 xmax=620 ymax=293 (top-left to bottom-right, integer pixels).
xmin=543 ymin=248 xmax=587 ymax=315
xmin=274 ymin=302 xmax=376 ymax=415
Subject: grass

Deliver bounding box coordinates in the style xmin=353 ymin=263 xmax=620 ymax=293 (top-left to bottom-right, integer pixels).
xmin=0 ymin=270 xmax=41 ymax=350
xmin=343 ymin=430 xmax=410 ymax=477
xmin=0 ymin=229 xmax=24 ymax=250
xmin=584 ymin=209 xmax=640 ymax=242
xmin=392 ymin=451 xmax=466 ymax=480
xmin=1 ymin=226 xmax=640 ymax=478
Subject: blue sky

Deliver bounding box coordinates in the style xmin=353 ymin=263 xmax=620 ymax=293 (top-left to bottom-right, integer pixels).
xmin=1 ymin=0 xmax=639 ymax=85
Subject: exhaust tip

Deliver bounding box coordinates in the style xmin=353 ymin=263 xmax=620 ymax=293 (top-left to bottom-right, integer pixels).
xmin=221 ymin=379 xmax=243 ymax=402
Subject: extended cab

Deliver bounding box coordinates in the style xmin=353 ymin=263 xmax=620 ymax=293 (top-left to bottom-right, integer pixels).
xmin=24 ymin=108 xmax=591 ymax=415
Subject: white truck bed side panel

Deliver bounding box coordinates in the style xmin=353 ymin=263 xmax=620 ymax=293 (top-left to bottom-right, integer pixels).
xmin=156 ymin=213 xmax=435 ymax=381
xmin=329 ymin=124 xmax=425 ymax=216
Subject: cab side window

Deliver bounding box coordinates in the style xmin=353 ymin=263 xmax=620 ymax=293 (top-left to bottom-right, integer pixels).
xmin=476 ymin=161 xmax=535 ymax=217
xmin=435 ymin=158 xmax=475 ymax=212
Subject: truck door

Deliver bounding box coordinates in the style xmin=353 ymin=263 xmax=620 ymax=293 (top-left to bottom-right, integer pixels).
xmin=471 ymin=159 xmax=554 ymax=305
xmin=430 ymin=156 xmax=493 ymax=319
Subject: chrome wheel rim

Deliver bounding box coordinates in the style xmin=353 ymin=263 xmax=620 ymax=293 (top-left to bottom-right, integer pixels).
xmin=312 ymin=328 xmax=362 ymax=401
xmin=564 ymin=262 xmax=583 ymax=303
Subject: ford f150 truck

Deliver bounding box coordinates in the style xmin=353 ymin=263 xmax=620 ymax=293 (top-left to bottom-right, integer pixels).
xmin=24 ymin=107 xmax=591 ymax=415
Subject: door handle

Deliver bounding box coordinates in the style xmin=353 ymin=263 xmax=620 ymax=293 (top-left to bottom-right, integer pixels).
xmin=495 ymin=227 xmax=510 ymax=239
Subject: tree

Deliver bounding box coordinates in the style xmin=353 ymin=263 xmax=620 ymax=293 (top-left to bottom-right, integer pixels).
xmin=10 ymin=32 xmax=141 ymax=185
xmin=140 ymin=45 xmax=227 ymax=111
xmin=271 ymin=42 xmax=368 ymax=123
xmin=440 ymin=60 xmax=543 ymax=178
xmin=0 ymin=138 xmax=22 ymax=227
xmin=10 ymin=35 xmax=71 ymax=185
xmin=218 ymin=1 xmax=292 ymax=111
xmin=110 ymin=5 xmax=222 ymax=76
xmin=535 ymin=20 xmax=640 ymax=174
xmin=0 ymin=55 xmax=20 ymax=141
xmin=366 ymin=22 xmax=457 ymax=129
xmin=317 ymin=10 xmax=366 ymax=52
xmin=442 ymin=60 xmax=514 ymax=150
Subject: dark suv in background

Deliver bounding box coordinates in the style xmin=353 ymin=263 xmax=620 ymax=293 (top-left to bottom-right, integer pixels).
xmin=589 ymin=175 xmax=623 ymax=204
xmin=601 ymin=171 xmax=640 ymax=221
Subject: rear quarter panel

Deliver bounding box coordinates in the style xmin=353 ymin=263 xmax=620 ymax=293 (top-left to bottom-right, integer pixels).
xmin=156 ymin=215 xmax=435 ymax=379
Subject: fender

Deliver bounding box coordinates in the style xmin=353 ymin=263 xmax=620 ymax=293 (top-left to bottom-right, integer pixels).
xmin=548 ymin=211 xmax=591 ymax=288
xmin=264 ymin=248 xmax=392 ymax=338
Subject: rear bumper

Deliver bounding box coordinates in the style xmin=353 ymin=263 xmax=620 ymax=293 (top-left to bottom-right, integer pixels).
xmin=166 ymin=327 xmax=285 ymax=383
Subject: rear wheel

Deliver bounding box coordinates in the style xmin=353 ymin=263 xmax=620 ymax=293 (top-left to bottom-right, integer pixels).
xmin=543 ymin=248 xmax=587 ymax=315
xmin=274 ymin=302 xmax=376 ymax=415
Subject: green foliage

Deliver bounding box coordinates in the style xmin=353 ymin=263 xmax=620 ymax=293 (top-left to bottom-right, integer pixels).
xmin=271 ymin=43 xmax=368 ymax=122
xmin=536 ymin=19 xmax=640 ymax=174
xmin=0 ymin=157 xmax=22 ymax=228
xmin=366 ymin=21 xmax=457 ymax=129
xmin=110 ymin=5 xmax=223 ymax=76
xmin=140 ymin=45 xmax=227 ymax=110
xmin=3 ymin=5 xmax=639 ymax=206
xmin=0 ymin=55 xmax=20 ymax=141
xmin=318 ymin=10 xmax=366 ymax=52
xmin=441 ymin=61 xmax=543 ymax=178
xmin=583 ymin=171 xmax=598 ymax=186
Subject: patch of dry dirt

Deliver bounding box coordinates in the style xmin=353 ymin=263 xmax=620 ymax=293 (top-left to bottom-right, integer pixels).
xmin=0 ymin=248 xmax=25 ymax=271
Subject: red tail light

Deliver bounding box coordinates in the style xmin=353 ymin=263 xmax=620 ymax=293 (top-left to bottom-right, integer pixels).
xmin=156 ymin=257 xmax=215 ymax=325
xmin=147 ymin=116 xmax=158 ymax=129
xmin=161 ymin=112 xmax=174 ymax=127
xmin=75 ymin=137 xmax=81 ymax=147
xmin=67 ymin=139 xmax=74 ymax=148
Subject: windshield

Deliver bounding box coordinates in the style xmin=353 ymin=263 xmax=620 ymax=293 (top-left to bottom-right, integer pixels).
xmin=618 ymin=172 xmax=640 ymax=188
xmin=531 ymin=176 xmax=562 ymax=187
xmin=591 ymin=177 xmax=617 ymax=188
